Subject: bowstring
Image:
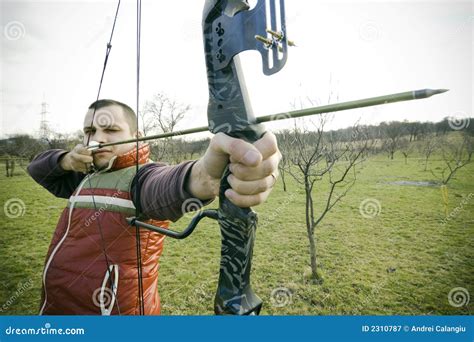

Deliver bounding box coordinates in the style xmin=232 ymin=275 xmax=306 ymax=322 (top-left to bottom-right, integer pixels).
xmin=85 ymin=0 xmax=122 ymax=315
xmin=134 ymin=0 xmax=145 ymax=315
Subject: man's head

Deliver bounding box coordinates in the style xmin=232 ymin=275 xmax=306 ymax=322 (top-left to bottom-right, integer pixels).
xmin=83 ymin=99 xmax=141 ymax=169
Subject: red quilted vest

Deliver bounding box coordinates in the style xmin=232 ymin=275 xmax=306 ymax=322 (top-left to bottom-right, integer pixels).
xmin=40 ymin=144 xmax=169 ymax=315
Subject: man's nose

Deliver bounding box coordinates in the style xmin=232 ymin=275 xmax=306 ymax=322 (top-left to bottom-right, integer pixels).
xmin=90 ymin=129 xmax=107 ymax=143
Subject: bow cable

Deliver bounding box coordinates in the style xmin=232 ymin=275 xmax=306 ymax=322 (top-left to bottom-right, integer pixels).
xmin=85 ymin=0 xmax=122 ymax=315
xmin=134 ymin=0 xmax=145 ymax=315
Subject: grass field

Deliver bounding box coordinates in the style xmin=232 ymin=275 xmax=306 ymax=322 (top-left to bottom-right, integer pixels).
xmin=0 ymin=152 xmax=473 ymax=315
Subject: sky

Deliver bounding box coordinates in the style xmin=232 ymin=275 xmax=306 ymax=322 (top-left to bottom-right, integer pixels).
xmin=0 ymin=0 xmax=472 ymax=139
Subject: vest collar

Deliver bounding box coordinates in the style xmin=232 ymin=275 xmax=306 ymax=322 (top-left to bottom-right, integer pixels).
xmin=98 ymin=143 xmax=150 ymax=172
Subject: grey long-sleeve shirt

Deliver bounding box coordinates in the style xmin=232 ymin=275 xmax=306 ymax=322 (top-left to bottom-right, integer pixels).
xmin=27 ymin=150 xmax=210 ymax=222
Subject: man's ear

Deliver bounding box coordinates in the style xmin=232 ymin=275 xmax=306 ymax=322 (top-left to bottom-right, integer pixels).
xmin=135 ymin=131 xmax=143 ymax=138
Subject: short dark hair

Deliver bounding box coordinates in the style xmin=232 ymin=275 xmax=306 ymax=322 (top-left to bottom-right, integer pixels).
xmin=88 ymin=99 xmax=137 ymax=132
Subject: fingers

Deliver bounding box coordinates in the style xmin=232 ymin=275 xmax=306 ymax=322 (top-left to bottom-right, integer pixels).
xmin=226 ymin=132 xmax=279 ymax=165
xmin=225 ymin=187 xmax=273 ymax=208
xmin=251 ymin=132 xmax=279 ymax=160
xmin=74 ymin=145 xmax=92 ymax=156
xmin=227 ymin=172 xmax=278 ymax=195
xmin=229 ymin=152 xmax=280 ymax=181
xmin=204 ymin=131 xmax=281 ymax=207
xmin=212 ymin=133 xmax=262 ymax=166
xmin=62 ymin=144 xmax=94 ymax=173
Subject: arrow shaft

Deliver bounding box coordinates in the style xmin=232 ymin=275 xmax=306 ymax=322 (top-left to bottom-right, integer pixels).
xmin=91 ymin=88 xmax=447 ymax=149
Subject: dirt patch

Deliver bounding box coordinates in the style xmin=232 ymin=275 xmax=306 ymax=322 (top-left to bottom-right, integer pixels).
xmin=385 ymin=181 xmax=439 ymax=187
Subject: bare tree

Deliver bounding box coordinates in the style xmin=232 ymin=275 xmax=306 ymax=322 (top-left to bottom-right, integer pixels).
xmin=141 ymin=93 xmax=191 ymax=162
xmin=381 ymin=121 xmax=406 ymax=160
xmin=285 ymin=116 xmax=368 ymax=283
xmin=464 ymin=133 xmax=473 ymax=161
xmin=141 ymin=93 xmax=190 ymax=135
xmin=399 ymin=138 xmax=414 ymax=165
xmin=431 ymin=136 xmax=471 ymax=185
xmin=44 ymin=131 xmax=70 ymax=150
xmin=406 ymin=121 xmax=422 ymax=142
xmin=1 ymin=134 xmax=47 ymax=161
xmin=420 ymin=137 xmax=438 ymax=171
xmin=428 ymin=135 xmax=471 ymax=216
xmin=276 ymin=130 xmax=294 ymax=192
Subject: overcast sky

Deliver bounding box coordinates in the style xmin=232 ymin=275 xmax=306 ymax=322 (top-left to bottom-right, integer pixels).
xmin=0 ymin=0 xmax=472 ymax=139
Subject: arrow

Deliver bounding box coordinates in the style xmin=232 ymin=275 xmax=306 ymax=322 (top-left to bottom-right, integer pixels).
xmin=88 ymin=88 xmax=449 ymax=150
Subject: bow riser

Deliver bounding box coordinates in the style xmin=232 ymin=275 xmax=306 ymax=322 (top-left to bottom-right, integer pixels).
xmin=202 ymin=0 xmax=288 ymax=315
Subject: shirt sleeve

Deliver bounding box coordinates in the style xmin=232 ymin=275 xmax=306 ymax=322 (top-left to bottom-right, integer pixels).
xmin=131 ymin=160 xmax=215 ymax=222
xmin=27 ymin=150 xmax=85 ymax=199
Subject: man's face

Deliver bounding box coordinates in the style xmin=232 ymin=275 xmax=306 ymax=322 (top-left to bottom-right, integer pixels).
xmin=83 ymin=104 xmax=138 ymax=169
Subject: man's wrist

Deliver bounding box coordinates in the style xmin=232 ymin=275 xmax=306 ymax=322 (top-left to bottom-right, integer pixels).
xmin=58 ymin=152 xmax=71 ymax=171
xmin=185 ymin=159 xmax=216 ymax=200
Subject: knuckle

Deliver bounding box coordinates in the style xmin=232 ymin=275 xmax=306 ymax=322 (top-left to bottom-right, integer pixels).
xmin=227 ymin=174 xmax=237 ymax=187
xmin=263 ymin=162 xmax=273 ymax=176
xmin=267 ymin=176 xmax=274 ymax=188
xmin=227 ymin=138 xmax=242 ymax=154
xmin=253 ymin=193 xmax=263 ymax=205
xmin=258 ymin=180 xmax=269 ymax=193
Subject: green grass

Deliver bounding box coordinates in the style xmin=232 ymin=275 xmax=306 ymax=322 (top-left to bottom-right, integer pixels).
xmin=0 ymin=152 xmax=473 ymax=315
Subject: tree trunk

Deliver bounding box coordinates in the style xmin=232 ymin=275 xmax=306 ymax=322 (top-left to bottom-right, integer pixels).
xmin=305 ymin=177 xmax=320 ymax=283
xmin=308 ymin=228 xmax=318 ymax=282
xmin=281 ymin=170 xmax=287 ymax=192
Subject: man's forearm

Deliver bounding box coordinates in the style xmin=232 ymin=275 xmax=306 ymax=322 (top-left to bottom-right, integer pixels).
xmin=27 ymin=149 xmax=83 ymax=198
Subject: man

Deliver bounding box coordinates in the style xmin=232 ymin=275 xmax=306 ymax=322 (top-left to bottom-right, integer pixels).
xmin=28 ymin=99 xmax=281 ymax=315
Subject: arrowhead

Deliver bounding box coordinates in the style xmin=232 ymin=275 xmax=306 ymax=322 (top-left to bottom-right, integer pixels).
xmin=422 ymin=89 xmax=450 ymax=97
